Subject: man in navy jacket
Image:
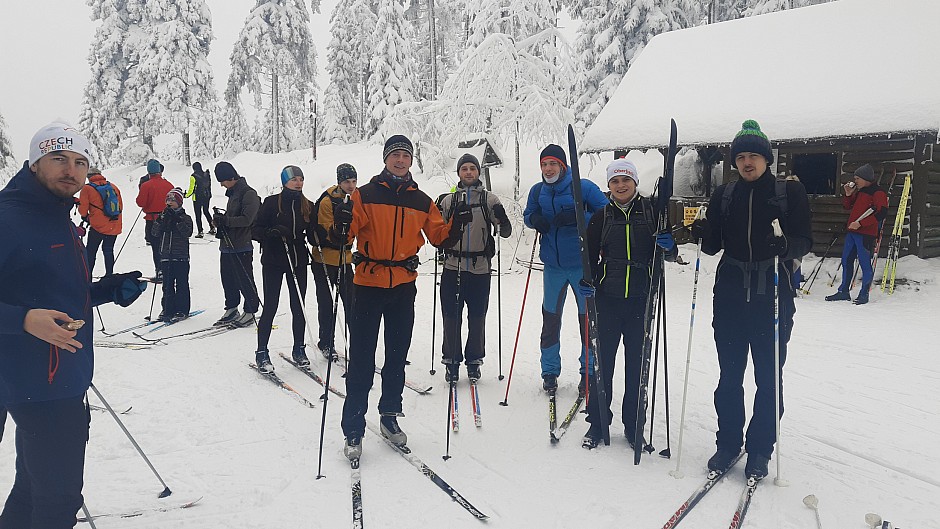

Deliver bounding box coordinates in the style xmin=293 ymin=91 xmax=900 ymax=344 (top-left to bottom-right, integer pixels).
xmin=0 ymin=122 xmax=146 ymax=528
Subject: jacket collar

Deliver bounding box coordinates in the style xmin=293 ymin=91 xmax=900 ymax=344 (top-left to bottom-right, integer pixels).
xmin=0 ymin=162 xmax=75 ymax=214
xmin=375 ymin=169 xmax=417 ymax=193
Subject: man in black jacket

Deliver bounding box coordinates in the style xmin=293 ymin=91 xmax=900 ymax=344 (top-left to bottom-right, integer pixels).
xmin=212 ymin=161 xmax=260 ymax=328
xmin=691 ymin=120 xmax=812 ymax=479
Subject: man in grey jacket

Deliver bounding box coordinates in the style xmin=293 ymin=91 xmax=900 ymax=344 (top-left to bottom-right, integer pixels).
xmin=212 ymin=161 xmax=261 ymax=327
xmin=436 ymin=153 xmax=512 ymax=382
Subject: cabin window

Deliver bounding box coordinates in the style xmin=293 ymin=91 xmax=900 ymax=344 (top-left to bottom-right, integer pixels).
xmin=791 ymin=153 xmax=838 ymax=195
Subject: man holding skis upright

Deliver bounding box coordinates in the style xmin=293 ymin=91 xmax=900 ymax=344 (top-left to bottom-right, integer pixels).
xmin=690 ymin=120 xmax=812 ymax=479
xmin=436 ymin=153 xmax=512 ymax=382
xmin=335 ymin=135 xmax=470 ymax=460
xmin=523 ymin=144 xmax=608 ymax=393
xmin=825 ymin=163 xmax=888 ymax=305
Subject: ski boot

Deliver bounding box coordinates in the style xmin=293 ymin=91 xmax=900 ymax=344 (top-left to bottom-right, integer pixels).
xmin=379 ymin=414 xmax=407 ymax=447
xmin=744 ymin=453 xmax=770 ymax=479
xmin=444 ymin=364 xmax=460 ymax=383
xmin=542 ymin=374 xmax=558 ymax=393
xmin=214 ymin=308 xmax=240 ymax=326
xmin=825 ymin=290 xmax=851 ymax=301
xmin=255 ymin=349 xmax=274 ymax=374
xmin=292 ymin=345 xmax=311 ymax=368
xmin=582 ymin=424 xmax=602 ymax=450
xmin=707 ymin=447 xmax=742 ymax=472
xmin=466 ymin=363 xmax=481 ymax=383
xmin=344 ymin=435 xmax=362 ymax=461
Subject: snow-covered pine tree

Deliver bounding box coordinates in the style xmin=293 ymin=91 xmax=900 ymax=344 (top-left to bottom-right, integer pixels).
xmin=80 ymin=0 xmax=139 ymax=167
xmin=467 ymin=0 xmax=558 ymax=50
xmin=319 ymin=0 xmax=359 ymax=144
xmin=227 ymin=0 xmax=318 ymax=153
xmin=0 ymin=108 xmax=16 ymax=185
xmin=745 ymin=0 xmax=832 ymax=16
xmin=572 ymin=0 xmax=702 ymax=131
xmin=128 ymin=0 xmax=216 ymax=164
xmin=367 ymin=0 xmax=419 ymax=138
xmin=406 ymin=0 xmax=469 ymax=100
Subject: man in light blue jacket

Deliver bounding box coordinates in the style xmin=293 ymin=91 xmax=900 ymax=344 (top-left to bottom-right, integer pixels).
xmin=523 ymin=144 xmax=608 ymax=393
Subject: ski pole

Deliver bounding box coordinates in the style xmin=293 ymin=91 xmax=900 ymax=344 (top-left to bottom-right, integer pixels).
xmin=113 ymin=208 xmax=143 ymax=266
xmin=80 ymin=503 xmax=99 ymax=529
xmin=89 ymin=383 xmax=172 ymax=497
xmin=499 ymin=231 xmax=538 ymax=406
xmin=497 ymin=235 xmax=504 ymax=380
xmin=315 ymin=217 xmax=348 ymax=480
xmin=443 ymin=379 xmax=455 ymax=461
xmin=145 ymin=276 xmax=159 ymax=321
xmin=800 ymin=233 xmax=838 ymax=295
xmin=647 ymin=277 xmax=665 ymax=455
xmin=281 ymin=238 xmax=318 ymax=351
xmin=671 ymin=207 xmax=705 ymax=478
xmin=659 ymin=271 xmax=672 ymax=459
xmin=430 ymin=248 xmax=439 ymax=375
xmin=771 ymin=219 xmax=788 ymax=487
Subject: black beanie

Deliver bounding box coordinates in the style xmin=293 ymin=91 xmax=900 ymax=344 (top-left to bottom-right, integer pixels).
xmin=540 ymin=144 xmax=567 ymax=169
xmin=337 ymin=163 xmax=357 ymax=183
xmin=383 ymin=135 xmax=414 ymax=161
xmin=192 ymin=162 xmax=202 ymax=173
xmin=730 ymin=120 xmax=774 ymax=164
xmin=215 ymin=161 xmax=239 ymax=182
xmin=456 ymin=153 xmax=481 ymax=174
xmin=854 ymin=164 xmax=876 ymax=183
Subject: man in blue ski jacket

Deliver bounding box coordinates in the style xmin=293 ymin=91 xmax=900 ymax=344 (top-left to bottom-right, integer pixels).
xmin=0 ymin=122 xmax=147 ymax=528
xmin=523 ymin=144 xmax=608 ymax=393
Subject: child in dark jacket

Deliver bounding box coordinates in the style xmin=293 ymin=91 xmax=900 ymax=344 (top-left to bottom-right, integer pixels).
xmin=152 ymin=188 xmax=194 ymax=321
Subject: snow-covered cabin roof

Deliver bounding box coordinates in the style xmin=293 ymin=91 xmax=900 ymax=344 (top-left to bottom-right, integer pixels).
xmin=581 ymin=0 xmax=940 ymax=152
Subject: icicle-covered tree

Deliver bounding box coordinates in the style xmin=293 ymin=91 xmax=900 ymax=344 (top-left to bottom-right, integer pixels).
xmin=573 ymin=0 xmax=701 ymax=131
xmin=367 ymin=0 xmax=419 ymax=137
xmin=227 ymin=0 xmax=318 ymax=153
xmin=0 ymin=109 xmax=16 ymax=185
xmin=80 ymin=0 xmax=140 ymax=167
xmin=127 ymin=0 xmax=216 ymax=160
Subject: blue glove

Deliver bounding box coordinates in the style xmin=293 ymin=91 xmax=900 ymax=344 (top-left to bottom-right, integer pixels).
xmin=656 ymin=231 xmax=676 ymax=252
xmin=577 ymin=281 xmax=595 ymax=299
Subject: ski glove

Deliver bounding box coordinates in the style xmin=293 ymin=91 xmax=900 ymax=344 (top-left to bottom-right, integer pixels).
xmin=766 ymin=232 xmax=788 ymax=258
xmin=452 ymin=203 xmax=473 ymax=227
xmin=333 ymin=200 xmax=354 ymax=228
xmin=492 ymin=204 xmax=513 ymax=238
xmin=576 ymin=280 xmax=595 ymax=299
xmin=92 ymin=271 xmax=146 ymax=307
xmin=656 ymin=231 xmax=676 ymax=252
xmin=553 ymin=209 xmax=578 ymax=228
xmin=690 ymin=218 xmax=710 ymax=241
xmin=212 ymin=212 xmax=227 ymax=228
xmin=528 ymin=212 xmax=550 ymax=234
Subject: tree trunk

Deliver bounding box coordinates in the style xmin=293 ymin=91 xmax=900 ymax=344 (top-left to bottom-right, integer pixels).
xmin=272 ymin=71 xmax=280 ymax=153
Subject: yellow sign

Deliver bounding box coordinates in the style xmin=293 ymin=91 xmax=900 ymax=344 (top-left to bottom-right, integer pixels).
xmin=683 ymin=207 xmax=701 ymax=226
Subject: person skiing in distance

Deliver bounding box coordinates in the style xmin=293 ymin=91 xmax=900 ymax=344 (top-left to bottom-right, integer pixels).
xmin=436 ymin=153 xmax=513 ymax=382
xmin=309 ymin=163 xmax=357 ymax=360
xmin=0 ymin=122 xmax=147 ymax=527
xmin=251 ymin=166 xmax=315 ymax=374
xmin=689 ymin=120 xmax=812 ymax=479
xmin=523 ymin=144 xmax=608 ymax=393
xmin=335 ymin=135 xmax=470 ymax=460
xmin=136 ymin=158 xmax=173 ymax=280
xmin=581 ymin=159 xmax=677 ymax=449
xmin=185 ymin=161 xmax=214 ymax=238
xmin=78 ymin=167 xmax=122 ymax=277
xmin=152 ymin=187 xmax=194 ymax=321
xmin=825 ymin=163 xmax=888 ymax=305
xmin=212 ymin=161 xmax=261 ymax=328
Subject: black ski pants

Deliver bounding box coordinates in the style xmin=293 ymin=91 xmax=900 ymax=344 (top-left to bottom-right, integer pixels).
xmin=311 ymin=261 xmax=353 ymax=351
xmin=712 ymin=260 xmax=795 ymax=458
xmin=257 ymin=264 xmax=307 ymax=351
xmin=341 ymin=282 xmax=416 ymax=437
xmin=585 ymin=293 xmax=646 ymax=438
xmin=220 ymin=251 xmax=260 ymax=314
xmin=144 ymin=220 xmax=160 ymax=273
xmin=85 ymin=228 xmax=116 ymax=278
xmin=192 ymin=198 xmax=212 ymax=234
xmin=0 ymin=396 xmax=89 ymax=529
xmin=439 ymin=268 xmax=491 ymax=365
xmin=160 ymin=260 xmax=191 ymax=318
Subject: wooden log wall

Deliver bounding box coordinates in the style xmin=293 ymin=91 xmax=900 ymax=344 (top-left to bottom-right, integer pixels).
xmin=923 ymin=143 xmax=940 ymax=258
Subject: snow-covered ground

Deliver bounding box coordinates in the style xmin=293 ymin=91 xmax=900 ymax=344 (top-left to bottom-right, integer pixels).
xmin=1 ymin=143 xmax=938 ymax=528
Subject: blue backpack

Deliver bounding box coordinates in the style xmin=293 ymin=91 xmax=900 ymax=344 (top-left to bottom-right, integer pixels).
xmin=90 ymin=182 xmax=121 ymax=220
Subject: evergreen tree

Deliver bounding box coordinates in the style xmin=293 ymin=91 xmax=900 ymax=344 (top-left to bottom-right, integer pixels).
xmin=745 ymin=0 xmax=832 ymax=16
xmin=0 ymin=109 xmax=16 ymax=185
xmin=572 ymin=0 xmax=701 ymax=130
xmin=227 ymin=0 xmax=318 ymax=153
xmin=467 ymin=0 xmax=558 ymax=50
xmin=367 ymin=0 xmax=419 ymax=137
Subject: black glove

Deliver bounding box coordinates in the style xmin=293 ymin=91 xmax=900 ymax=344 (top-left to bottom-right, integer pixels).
xmin=452 ymin=203 xmax=473 ymax=227
xmin=334 ymin=200 xmax=353 ymax=229
xmin=553 ymin=209 xmax=577 ymax=227
xmin=529 ymin=212 xmax=550 ymax=234
xmin=267 ymin=225 xmax=292 ymax=240
xmin=767 ymin=232 xmax=788 ymax=258
xmin=690 ymin=218 xmax=710 ymax=241
xmin=213 ymin=212 xmax=227 ymax=228
xmin=93 ymin=271 xmax=147 ymax=307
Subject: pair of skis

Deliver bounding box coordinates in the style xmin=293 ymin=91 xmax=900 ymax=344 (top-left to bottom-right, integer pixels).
xmin=449 ymin=379 xmax=482 ymax=431
xmin=662 ymin=455 xmax=764 ymax=529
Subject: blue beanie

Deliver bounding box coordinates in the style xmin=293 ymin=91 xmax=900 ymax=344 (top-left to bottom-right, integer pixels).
xmin=146 ymin=159 xmax=162 ymax=174
xmin=280 ymin=165 xmax=304 ymax=186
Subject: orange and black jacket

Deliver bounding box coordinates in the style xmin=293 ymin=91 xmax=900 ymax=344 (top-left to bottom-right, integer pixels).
xmin=335 ymin=170 xmax=460 ymax=288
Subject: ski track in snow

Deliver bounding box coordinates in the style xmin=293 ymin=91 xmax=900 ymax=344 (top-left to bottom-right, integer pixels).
xmin=1 ymin=149 xmax=938 ymax=528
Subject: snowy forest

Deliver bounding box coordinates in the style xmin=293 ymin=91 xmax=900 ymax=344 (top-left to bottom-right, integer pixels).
xmin=2 ymin=0 xmax=833 ymax=172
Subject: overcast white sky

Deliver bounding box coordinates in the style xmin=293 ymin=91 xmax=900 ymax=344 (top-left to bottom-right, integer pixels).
xmin=0 ymin=0 xmax=336 ymax=161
